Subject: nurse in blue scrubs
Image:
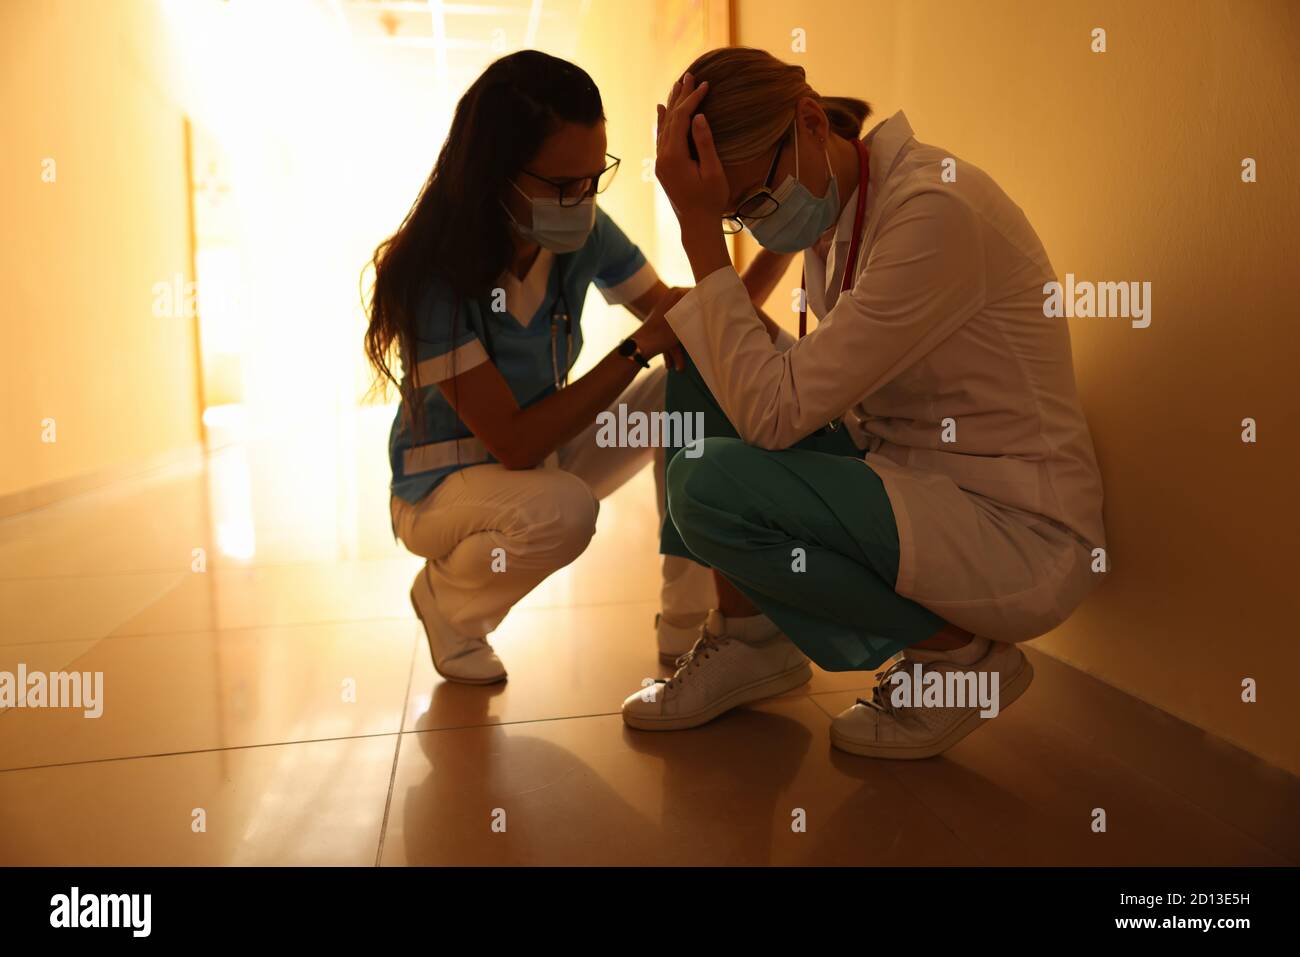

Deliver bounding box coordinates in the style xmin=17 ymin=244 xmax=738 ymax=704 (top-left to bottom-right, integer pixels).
xmin=364 ymin=50 xmax=715 ymax=685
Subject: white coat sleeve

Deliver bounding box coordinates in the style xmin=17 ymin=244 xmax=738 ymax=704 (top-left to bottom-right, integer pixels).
xmin=665 ymin=190 xmax=988 ymax=450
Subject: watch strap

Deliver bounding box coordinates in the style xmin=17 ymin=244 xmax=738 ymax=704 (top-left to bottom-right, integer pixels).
xmin=619 ymin=337 xmax=651 ymax=369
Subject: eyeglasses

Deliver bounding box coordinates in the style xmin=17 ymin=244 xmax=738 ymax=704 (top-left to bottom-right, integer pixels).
xmin=519 ymin=154 xmax=621 ymax=207
xmin=721 ymin=134 xmax=788 ymax=234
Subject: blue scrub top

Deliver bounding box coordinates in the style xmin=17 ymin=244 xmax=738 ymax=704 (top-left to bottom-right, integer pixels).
xmin=389 ymin=206 xmax=656 ymax=504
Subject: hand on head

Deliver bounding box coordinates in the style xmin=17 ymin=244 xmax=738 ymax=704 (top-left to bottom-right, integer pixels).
xmin=654 ymin=74 xmax=729 ymax=228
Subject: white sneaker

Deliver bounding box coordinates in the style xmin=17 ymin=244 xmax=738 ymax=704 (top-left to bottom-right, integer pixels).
xmin=622 ymin=610 xmax=811 ymax=731
xmin=654 ymin=611 xmax=707 ymax=665
xmin=830 ymin=637 xmax=1033 ymax=759
xmin=410 ymin=566 xmax=507 ymax=685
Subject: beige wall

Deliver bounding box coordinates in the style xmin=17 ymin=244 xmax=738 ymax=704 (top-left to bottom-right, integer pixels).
xmin=1 ymin=0 xmax=201 ymax=504
xmin=734 ymin=0 xmax=1300 ymax=774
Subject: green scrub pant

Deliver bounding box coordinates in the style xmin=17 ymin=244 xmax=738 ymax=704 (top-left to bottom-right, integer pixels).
xmin=661 ymin=357 xmax=948 ymax=671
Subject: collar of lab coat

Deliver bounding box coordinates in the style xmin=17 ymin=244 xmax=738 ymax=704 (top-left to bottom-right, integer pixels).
xmin=808 ymin=110 xmax=917 ymax=318
xmin=866 ymin=109 xmax=916 ymax=181
xmin=832 ymin=109 xmax=915 ymax=245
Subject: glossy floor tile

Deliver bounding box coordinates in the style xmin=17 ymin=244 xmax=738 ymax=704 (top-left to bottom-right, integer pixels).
xmin=1 ymin=410 xmax=1296 ymax=865
xmin=0 ymin=735 xmax=398 ymax=866
xmin=0 ymin=620 xmax=418 ymax=770
xmin=383 ymin=697 xmax=979 ymax=866
xmin=1011 ymin=648 xmax=1300 ymax=862
xmin=813 ymin=676 xmax=1286 ymax=866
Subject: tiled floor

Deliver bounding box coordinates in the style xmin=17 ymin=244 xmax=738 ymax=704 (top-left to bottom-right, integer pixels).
xmin=2 ymin=408 xmax=1296 ymax=866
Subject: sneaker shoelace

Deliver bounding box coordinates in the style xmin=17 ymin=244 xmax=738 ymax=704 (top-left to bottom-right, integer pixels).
xmin=856 ymin=658 xmax=911 ymax=716
xmin=661 ymin=630 xmax=729 ymax=692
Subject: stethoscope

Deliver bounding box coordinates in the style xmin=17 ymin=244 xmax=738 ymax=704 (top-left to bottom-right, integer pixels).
xmin=550 ymin=258 xmax=573 ymax=391
xmin=478 ymin=256 xmax=573 ymax=392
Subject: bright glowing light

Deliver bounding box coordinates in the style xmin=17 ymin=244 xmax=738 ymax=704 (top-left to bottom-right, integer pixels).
xmin=216 ymin=519 xmax=258 ymax=562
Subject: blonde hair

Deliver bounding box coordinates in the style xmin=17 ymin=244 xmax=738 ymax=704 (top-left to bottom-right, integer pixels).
xmin=683 ymin=47 xmax=872 ymax=165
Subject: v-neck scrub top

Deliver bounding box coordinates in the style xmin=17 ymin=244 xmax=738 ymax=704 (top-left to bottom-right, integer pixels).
xmin=664 ymin=111 xmax=1107 ymax=644
xmin=389 ymin=206 xmax=658 ymax=505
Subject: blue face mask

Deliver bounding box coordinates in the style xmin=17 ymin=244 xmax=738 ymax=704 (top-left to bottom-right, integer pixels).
xmin=748 ymin=122 xmax=839 ymax=254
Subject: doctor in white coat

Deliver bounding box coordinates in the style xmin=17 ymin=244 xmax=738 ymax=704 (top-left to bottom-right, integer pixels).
xmin=621 ymin=47 xmax=1105 ymax=760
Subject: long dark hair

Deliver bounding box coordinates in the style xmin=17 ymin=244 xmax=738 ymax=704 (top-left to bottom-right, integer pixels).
xmin=364 ymin=50 xmax=605 ymax=431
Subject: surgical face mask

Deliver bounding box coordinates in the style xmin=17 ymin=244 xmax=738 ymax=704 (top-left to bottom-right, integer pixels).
xmin=747 ymin=123 xmax=839 ymax=254
xmin=503 ymin=180 xmax=596 ymax=253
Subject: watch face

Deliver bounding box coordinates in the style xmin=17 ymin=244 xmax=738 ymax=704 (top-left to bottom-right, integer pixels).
xmin=619 ymin=338 xmax=637 ymax=356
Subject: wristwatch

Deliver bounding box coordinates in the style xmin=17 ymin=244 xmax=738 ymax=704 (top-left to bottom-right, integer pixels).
xmin=618 ymin=336 xmax=651 ymax=369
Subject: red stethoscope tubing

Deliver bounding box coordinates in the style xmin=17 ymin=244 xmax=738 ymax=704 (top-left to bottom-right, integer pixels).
xmin=799 ymin=137 xmax=870 ymax=338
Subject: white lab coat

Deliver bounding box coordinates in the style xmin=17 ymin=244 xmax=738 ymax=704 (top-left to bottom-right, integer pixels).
xmin=665 ymin=111 xmax=1105 ymax=642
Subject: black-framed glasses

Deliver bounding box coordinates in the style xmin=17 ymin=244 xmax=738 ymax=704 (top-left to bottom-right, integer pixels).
xmin=721 ymin=133 xmax=788 ymax=234
xmin=519 ymin=154 xmax=621 ymax=207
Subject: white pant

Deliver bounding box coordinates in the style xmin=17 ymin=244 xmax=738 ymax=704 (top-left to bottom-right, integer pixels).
xmin=389 ymin=364 xmax=716 ymax=636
